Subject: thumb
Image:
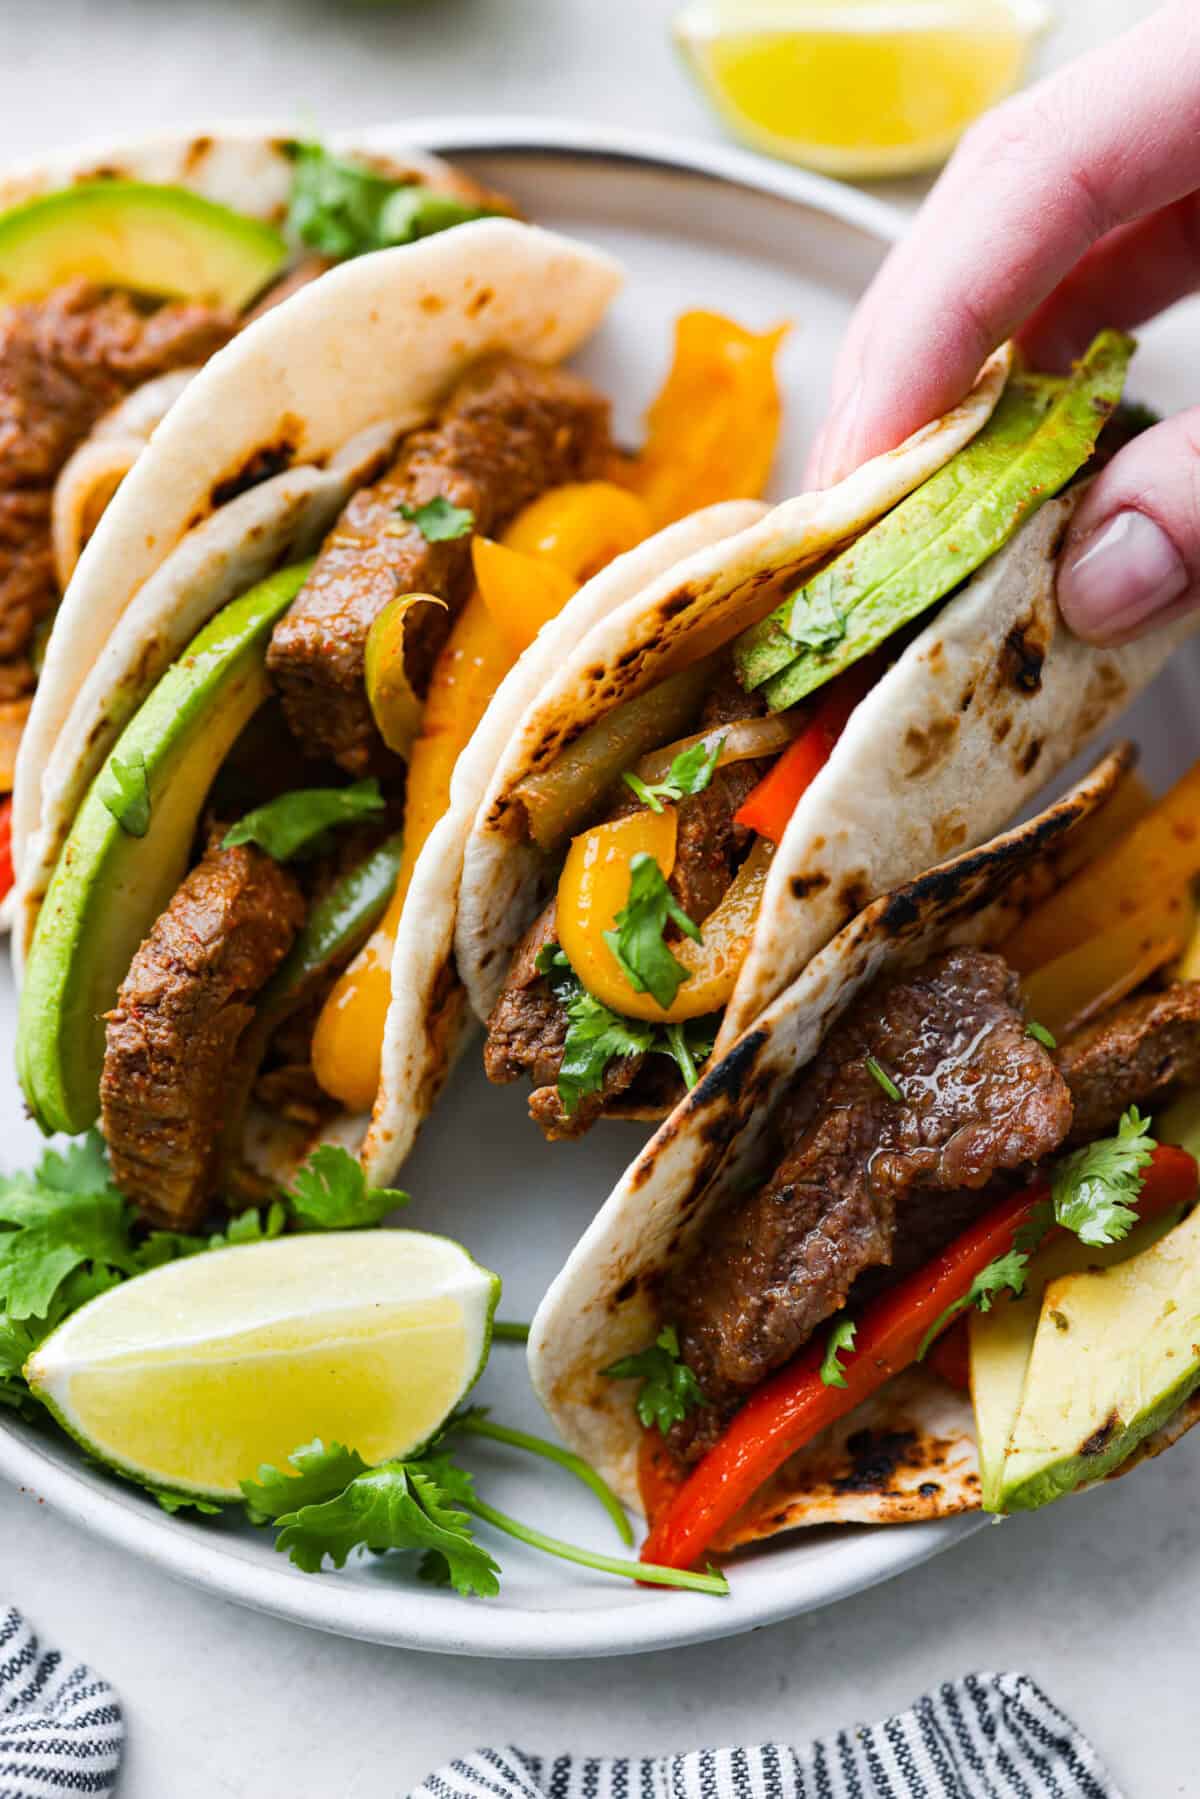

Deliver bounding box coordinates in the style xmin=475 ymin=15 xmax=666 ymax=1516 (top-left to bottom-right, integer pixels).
xmin=1057 ymin=409 xmax=1200 ymax=644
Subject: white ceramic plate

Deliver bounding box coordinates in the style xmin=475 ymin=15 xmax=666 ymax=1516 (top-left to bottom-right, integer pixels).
xmin=2 ymin=120 xmax=1199 ymax=1660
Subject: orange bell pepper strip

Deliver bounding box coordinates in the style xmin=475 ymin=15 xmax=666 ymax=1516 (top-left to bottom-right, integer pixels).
xmin=1003 ymin=757 xmax=1200 ymax=975
xmin=624 ymin=311 xmax=788 ymax=527
xmin=557 ymin=809 xmax=680 ymax=1020
xmin=734 ymin=663 xmax=874 ymax=843
xmin=0 ymin=798 xmax=13 ymax=904
xmin=0 ymin=698 xmax=31 ymax=794
xmin=639 ymin=1145 xmax=1199 ymax=1570
xmin=311 ymin=591 xmax=513 ymax=1113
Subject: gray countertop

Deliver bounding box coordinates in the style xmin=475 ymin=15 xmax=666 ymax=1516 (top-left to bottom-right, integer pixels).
xmin=0 ymin=1 xmax=1188 ymax=1794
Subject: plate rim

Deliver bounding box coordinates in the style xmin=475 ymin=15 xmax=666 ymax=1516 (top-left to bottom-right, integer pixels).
xmin=0 ymin=117 xmax=987 ymax=1660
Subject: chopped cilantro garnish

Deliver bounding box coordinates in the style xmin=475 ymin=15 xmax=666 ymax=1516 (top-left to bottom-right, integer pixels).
xmin=397 ymin=496 xmax=475 ymax=542
xmin=787 ymin=586 xmax=846 ymax=654
xmin=623 ymin=735 xmax=725 ymax=814
xmin=917 ymin=1250 xmax=1030 ymax=1361
xmin=223 ymin=778 xmax=384 ymax=862
xmin=819 ymin=1317 xmax=857 ymax=1388
xmin=866 ymin=1055 xmax=902 ymax=1102
xmin=1052 ymin=1106 xmax=1157 ymax=1247
xmin=287 ymin=1144 xmax=408 ymax=1230
xmin=603 ymin=1325 xmax=709 ymax=1436
xmin=101 ymin=751 xmax=151 ymax=837
xmin=604 ymin=854 xmax=700 ymax=1011
xmin=1026 ymin=1020 xmax=1058 ymax=1050
xmin=285 ymin=142 xmax=496 ymax=259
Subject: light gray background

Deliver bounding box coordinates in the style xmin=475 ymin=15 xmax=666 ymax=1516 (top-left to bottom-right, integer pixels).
xmin=2 ymin=2 xmax=1193 ymax=1795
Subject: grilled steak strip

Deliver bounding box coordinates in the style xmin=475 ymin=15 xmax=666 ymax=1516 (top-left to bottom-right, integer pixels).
xmin=484 ymin=667 xmax=770 ymax=1138
xmin=1058 ymin=981 xmax=1200 ymax=1145
xmin=101 ymin=843 xmax=305 ymax=1229
xmin=267 ymin=355 xmax=612 ymax=774
xmin=0 ymin=280 xmax=234 ymax=695
xmin=667 ymin=949 xmax=1074 ymax=1458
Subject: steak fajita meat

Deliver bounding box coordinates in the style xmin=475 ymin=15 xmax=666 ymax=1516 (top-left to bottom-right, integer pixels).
xmin=667 ymin=949 xmax=1074 ymax=1457
xmin=0 ymin=280 xmax=234 ymax=693
xmin=267 ymin=355 xmax=612 ymax=773
xmin=100 ymin=842 xmax=305 ymax=1229
xmin=483 ymin=666 xmax=770 ymax=1138
xmin=1058 ymin=981 xmax=1200 ymax=1145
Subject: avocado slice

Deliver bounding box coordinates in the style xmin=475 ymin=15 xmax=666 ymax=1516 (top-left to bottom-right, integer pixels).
xmin=0 ymin=180 xmax=289 ymax=308
xmin=17 ymin=561 xmax=312 ymax=1136
xmin=735 ymin=330 xmax=1133 ymax=710
xmin=986 ymin=1202 xmax=1200 ymax=1512
xmin=969 ymin=1209 xmax=1181 ymax=1512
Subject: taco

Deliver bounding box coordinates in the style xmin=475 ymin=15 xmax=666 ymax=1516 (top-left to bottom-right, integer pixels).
xmin=0 ymin=128 xmax=512 ymax=848
xmin=457 ymin=337 xmax=1199 ymax=1141
xmin=528 ymin=743 xmax=1200 ymax=1560
xmin=15 ymin=205 xmax=855 ymax=1223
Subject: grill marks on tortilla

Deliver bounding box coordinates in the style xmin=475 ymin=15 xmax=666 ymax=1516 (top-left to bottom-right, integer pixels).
xmin=0 ymin=281 xmax=234 ymax=698
xmin=100 ymin=843 xmax=305 ymax=1229
xmin=267 ymin=355 xmax=613 ymax=775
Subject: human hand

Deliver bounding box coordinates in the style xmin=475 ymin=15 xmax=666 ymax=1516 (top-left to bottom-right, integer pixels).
xmin=809 ymin=0 xmax=1200 ymax=647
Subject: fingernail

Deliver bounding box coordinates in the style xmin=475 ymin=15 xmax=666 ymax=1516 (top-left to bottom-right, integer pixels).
xmin=1058 ymin=509 xmax=1189 ymax=641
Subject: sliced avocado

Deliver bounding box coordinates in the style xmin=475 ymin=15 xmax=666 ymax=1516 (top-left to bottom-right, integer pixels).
xmin=17 ymin=561 xmax=312 ymax=1136
xmin=969 ymin=1209 xmax=1181 ymax=1512
xmin=0 ymin=180 xmax=289 ymax=308
xmin=990 ymin=1202 xmax=1200 ymax=1512
xmin=735 ymin=330 xmax=1133 ymax=710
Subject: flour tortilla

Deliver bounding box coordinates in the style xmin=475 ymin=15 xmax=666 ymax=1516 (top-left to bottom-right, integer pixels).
xmin=361 ymin=501 xmax=768 ymax=1181
xmin=528 ymin=748 xmax=1134 ymax=1530
xmin=13 ymin=172 xmax=621 ymax=886
xmin=14 ymin=215 xmax=623 ymax=947
xmin=456 ymin=463 xmax=1198 ymax=1078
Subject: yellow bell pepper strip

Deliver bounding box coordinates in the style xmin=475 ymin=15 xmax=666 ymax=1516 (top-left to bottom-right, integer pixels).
xmin=665 ymin=838 xmax=775 ymax=1020
xmin=311 ymin=590 xmax=512 ymax=1113
xmin=557 ymin=809 xmax=680 ymax=1021
xmin=623 ymin=311 xmax=788 ymax=527
xmin=1003 ymin=758 xmax=1200 ymax=975
xmin=472 ymin=537 xmax=578 ymax=657
xmin=1021 ymin=911 xmax=1190 ymax=1045
xmin=502 ymin=480 xmax=653 ymax=582
xmin=363 ymin=593 xmax=447 ymax=759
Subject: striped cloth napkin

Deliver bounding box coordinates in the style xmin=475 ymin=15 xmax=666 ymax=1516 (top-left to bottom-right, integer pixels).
xmin=0 ymin=1609 xmax=122 ymax=1799
xmin=412 ymin=1674 xmax=1123 ymax=1799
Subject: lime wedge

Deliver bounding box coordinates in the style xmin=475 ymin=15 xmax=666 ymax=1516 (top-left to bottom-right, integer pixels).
xmin=26 ymin=1231 xmax=499 ymax=1500
xmin=674 ymin=0 xmax=1050 ymax=179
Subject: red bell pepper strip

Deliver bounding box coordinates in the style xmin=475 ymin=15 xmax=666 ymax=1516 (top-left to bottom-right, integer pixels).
xmin=640 ymin=1144 xmax=1198 ymax=1571
xmin=0 ymin=798 xmax=13 ymax=904
xmin=924 ymin=1317 xmax=971 ymax=1392
xmin=733 ymin=664 xmax=876 ymax=843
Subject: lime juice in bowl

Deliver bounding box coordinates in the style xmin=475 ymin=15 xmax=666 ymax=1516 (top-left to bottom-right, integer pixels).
xmin=674 ymin=0 xmax=1053 ymax=178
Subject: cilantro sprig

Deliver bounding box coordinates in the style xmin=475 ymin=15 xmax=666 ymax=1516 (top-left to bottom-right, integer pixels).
xmin=397 ymin=496 xmax=475 ymax=542
xmin=819 ymin=1317 xmax=857 ymax=1388
xmin=623 ymin=735 xmax=724 ymax=815
xmin=286 ymin=142 xmax=497 ymax=259
xmin=604 ymin=855 xmax=700 ymax=1012
xmin=603 ymin=1325 xmax=709 ymax=1436
xmin=536 ymin=944 xmax=715 ymax=1115
xmin=223 ymin=778 xmax=384 ymax=862
xmin=100 ymin=751 xmax=151 ymax=837
xmin=1052 ymin=1107 xmax=1157 ymax=1247
xmin=917 ymin=1250 xmax=1030 ymax=1362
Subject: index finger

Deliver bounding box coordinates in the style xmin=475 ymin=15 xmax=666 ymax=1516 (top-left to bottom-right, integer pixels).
xmin=815 ymin=0 xmax=1200 ymax=484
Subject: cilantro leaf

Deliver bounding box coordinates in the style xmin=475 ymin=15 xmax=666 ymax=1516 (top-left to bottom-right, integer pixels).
xmin=209 ymin=1201 xmax=289 ymax=1249
xmin=285 ymin=142 xmax=496 ymax=259
xmin=241 ymin=1439 xmax=370 ymax=1522
xmin=1052 ymin=1106 xmax=1157 ymax=1247
xmin=100 ymin=751 xmax=151 ymax=837
xmin=786 ymin=585 xmax=846 ymax=654
xmin=658 ymin=1018 xmax=717 ymax=1092
xmin=151 ymin=1489 xmax=223 ymax=1517
xmin=397 ymin=496 xmax=475 ymax=543
xmin=820 ymin=1317 xmax=857 ymax=1388
xmin=603 ymin=1325 xmax=708 ymax=1436
xmin=222 ymin=779 xmax=384 ymax=862
xmin=917 ymin=1250 xmax=1030 ymax=1361
xmin=0 ymin=1135 xmax=138 ymax=1321
xmin=272 ymin=1453 xmax=500 ymax=1594
xmin=604 ymin=854 xmax=700 ymax=1012
xmin=623 ymin=735 xmax=725 ymax=814
xmin=287 ymin=1145 xmax=408 ymax=1231
xmin=1026 ymin=1020 xmax=1058 ymax=1050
